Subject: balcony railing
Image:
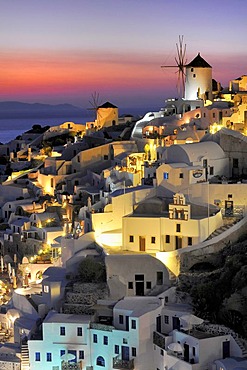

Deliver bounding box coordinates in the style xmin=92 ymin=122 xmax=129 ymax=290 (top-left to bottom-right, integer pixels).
xmin=153 ymin=331 xmax=167 ymax=350
xmin=113 ymin=356 xmax=134 ymax=370
xmin=62 ymin=361 xmax=83 ymax=370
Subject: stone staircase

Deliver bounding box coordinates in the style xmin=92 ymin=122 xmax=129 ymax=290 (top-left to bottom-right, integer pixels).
xmin=206 ymin=224 xmax=234 ymax=240
xmin=21 ymin=342 xmax=29 ymax=370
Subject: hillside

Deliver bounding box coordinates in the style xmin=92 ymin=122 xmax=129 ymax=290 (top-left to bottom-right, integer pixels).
xmin=178 ymin=237 xmax=247 ymax=337
xmin=0 ymin=101 xmax=83 ymax=119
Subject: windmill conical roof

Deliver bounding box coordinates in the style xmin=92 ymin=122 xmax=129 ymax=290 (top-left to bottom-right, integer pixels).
xmin=98 ymin=101 xmax=118 ymax=108
xmin=187 ymin=53 xmax=211 ymax=68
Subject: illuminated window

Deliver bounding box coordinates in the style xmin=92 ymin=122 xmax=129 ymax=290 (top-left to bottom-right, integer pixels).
xmin=44 ymin=285 xmax=49 ymax=293
xmin=129 ymin=235 xmax=134 ymax=243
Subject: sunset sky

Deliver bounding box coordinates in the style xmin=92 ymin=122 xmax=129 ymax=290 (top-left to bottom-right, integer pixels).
xmin=1 ymin=0 xmax=247 ymax=113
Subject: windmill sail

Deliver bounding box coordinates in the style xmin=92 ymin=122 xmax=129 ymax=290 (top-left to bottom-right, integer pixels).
xmin=161 ymin=35 xmax=187 ymax=97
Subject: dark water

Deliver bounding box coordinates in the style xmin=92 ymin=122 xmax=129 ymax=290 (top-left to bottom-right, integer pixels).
xmin=0 ymin=106 xmax=159 ymax=144
xmin=0 ymin=116 xmax=89 ymax=144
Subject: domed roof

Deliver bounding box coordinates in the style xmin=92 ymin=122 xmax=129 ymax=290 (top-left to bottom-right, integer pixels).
xmin=187 ymin=53 xmax=211 ymax=68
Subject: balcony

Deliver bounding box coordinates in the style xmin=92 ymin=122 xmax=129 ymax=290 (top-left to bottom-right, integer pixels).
xmin=62 ymin=361 xmax=83 ymax=370
xmin=153 ymin=331 xmax=167 ymax=350
xmin=113 ymin=356 xmax=134 ymax=370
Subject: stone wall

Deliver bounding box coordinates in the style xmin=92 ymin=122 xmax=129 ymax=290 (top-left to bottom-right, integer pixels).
xmin=63 ymin=282 xmax=109 ymax=315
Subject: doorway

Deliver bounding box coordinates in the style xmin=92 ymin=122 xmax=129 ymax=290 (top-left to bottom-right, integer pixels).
xmin=175 ymin=236 xmax=182 ymax=249
xmin=223 ymin=341 xmax=230 ymax=359
xmin=184 ymin=343 xmax=189 ymax=362
xmin=139 ymin=236 xmax=146 ymax=251
xmin=122 ymin=346 xmax=129 ymax=361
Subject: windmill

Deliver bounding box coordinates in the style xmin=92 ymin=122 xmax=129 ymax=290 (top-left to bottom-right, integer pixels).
xmin=161 ymin=35 xmax=187 ymax=98
xmin=88 ymin=91 xmax=103 ymax=129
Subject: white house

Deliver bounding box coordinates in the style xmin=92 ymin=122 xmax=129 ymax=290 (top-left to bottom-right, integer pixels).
xmin=122 ymin=193 xmax=222 ymax=252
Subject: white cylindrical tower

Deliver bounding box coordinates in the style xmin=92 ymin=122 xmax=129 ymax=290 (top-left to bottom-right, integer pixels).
xmin=185 ymin=53 xmax=212 ymax=101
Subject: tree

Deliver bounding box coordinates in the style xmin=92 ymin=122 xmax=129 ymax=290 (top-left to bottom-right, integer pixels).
xmin=77 ymin=258 xmax=106 ymax=283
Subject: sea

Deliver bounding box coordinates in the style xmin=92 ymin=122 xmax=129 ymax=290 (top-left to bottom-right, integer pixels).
xmin=0 ymin=106 xmax=153 ymax=144
xmin=0 ymin=116 xmax=89 ymax=144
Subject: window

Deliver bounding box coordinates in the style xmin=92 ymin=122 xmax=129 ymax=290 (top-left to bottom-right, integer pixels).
xmin=35 ymin=352 xmax=41 ymax=361
xmin=228 ymin=194 xmax=232 ymax=199
xmin=193 ymin=74 xmax=196 ymax=78
xmin=129 ymin=235 xmax=134 ymax=243
xmin=210 ymin=166 xmax=214 ymax=175
xmin=119 ymin=315 xmax=124 ymax=324
xmin=233 ymin=158 xmax=239 ymax=168
xmin=96 ymin=356 xmax=105 ymax=367
xmin=93 ymin=334 xmax=97 ymax=343
xmin=131 ymin=320 xmax=136 ymax=329
xmin=77 ymin=327 xmax=82 ymax=336
xmin=104 ymin=155 xmax=108 ymax=160
xmin=191 ymin=68 xmax=194 ymax=72
xmin=188 ymin=237 xmax=192 ymax=246
xmin=132 ymin=347 xmax=137 ymax=357
xmin=176 ymin=224 xmax=181 ymax=232
xmin=60 ymin=350 xmax=65 ymax=357
xmin=192 ymin=346 xmax=196 ymax=356
xmin=163 ymin=172 xmax=169 ymax=180
xmin=157 ymin=272 xmax=163 ymax=285
xmin=128 ymin=282 xmax=133 ymax=289
xmin=160 ymin=349 xmax=164 ymax=356
xmin=47 ymin=353 xmax=52 ymax=362
xmin=51 ymin=178 xmax=54 ymax=188
xmin=166 ymin=235 xmax=170 ymax=243
xmin=146 ymin=281 xmax=151 ymax=289
xmin=164 ymin=315 xmax=169 ymax=324
xmin=135 ymin=274 xmax=144 ymax=281
xmin=79 ymin=350 xmax=84 ymax=360
xmin=115 ymin=345 xmax=119 ymax=354
xmin=123 ymin=338 xmax=128 ymax=344
xmin=77 ymin=156 xmax=80 ymax=163
xmin=179 ymin=173 xmax=183 ymax=179
xmin=44 ymin=285 xmax=49 ymax=293
xmin=151 ymin=236 xmax=156 ymax=244
xmin=103 ymin=336 xmax=108 ymax=345
xmin=60 ymin=326 xmax=65 ymax=336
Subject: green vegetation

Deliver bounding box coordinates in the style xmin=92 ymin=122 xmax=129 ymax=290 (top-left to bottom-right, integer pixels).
xmin=178 ymin=239 xmax=247 ymax=337
xmin=77 ymin=258 xmax=106 ymax=283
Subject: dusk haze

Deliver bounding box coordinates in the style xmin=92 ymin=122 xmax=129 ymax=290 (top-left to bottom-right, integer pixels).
xmin=1 ymin=0 xmax=247 ymax=111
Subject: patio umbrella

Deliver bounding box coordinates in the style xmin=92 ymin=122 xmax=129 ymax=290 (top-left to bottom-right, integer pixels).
xmin=168 ymin=342 xmax=184 ymax=352
xmin=180 ymin=314 xmax=203 ymax=327
xmin=61 ymin=353 xmax=76 ymax=361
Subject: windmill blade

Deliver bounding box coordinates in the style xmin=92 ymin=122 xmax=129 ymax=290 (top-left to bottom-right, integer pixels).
xmin=161 ymin=35 xmax=187 ymax=97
